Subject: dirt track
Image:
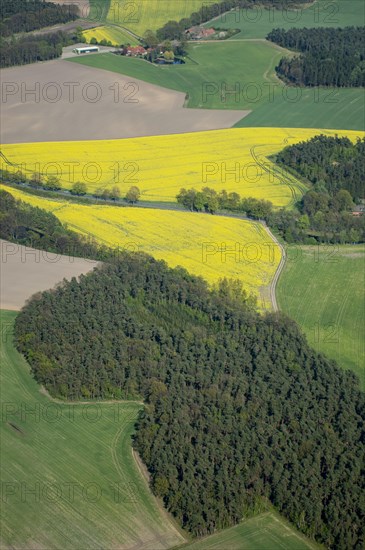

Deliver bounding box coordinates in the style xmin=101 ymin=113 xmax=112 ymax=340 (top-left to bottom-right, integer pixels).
xmin=0 ymin=59 xmax=249 ymax=143
xmin=263 ymin=226 xmax=286 ymax=312
xmin=0 ymin=240 xmax=99 ymax=310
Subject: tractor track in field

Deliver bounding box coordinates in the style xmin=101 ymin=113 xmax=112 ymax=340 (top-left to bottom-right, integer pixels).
xmin=250 ymin=145 xmax=297 ymax=205
xmin=250 ymin=143 xmax=308 ymax=206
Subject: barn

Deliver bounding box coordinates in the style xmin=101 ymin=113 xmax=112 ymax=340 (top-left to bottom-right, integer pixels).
xmin=73 ymin=46 xmax=99 ymax=55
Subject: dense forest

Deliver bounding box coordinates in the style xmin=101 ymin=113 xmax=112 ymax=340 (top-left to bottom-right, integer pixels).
xmin=15 ymin=253 xmax=365 ymax=549
xmin=268 ymin=135 xmax=365 ymax=243
xmin=0 ymin=30 xmax=74 ymax=68
xmin=0 ymin=0 xmax=79 ymax=67
xmin=155 ymin=0 xmax=311 ymax=40
xmin=276 ymin=135 xmax=365 ymax=200
xmin=271 ymin=198 xmax=364 ymax=244
xmin=267 ymin=27 xmax=365 ymax=87
xmin=0 ymin=0 xmax=78 ymax=36
xmin=0 ymin=189 xmax=111 ymax=260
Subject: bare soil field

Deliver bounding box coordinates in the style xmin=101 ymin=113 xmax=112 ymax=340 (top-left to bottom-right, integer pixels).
xmin=0 ymin=240 xmax=99 ymax=310
xmin=0 ymin=59 xmax=249 ymax=143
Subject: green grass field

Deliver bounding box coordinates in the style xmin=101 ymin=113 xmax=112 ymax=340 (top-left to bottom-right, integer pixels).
xmin=177 ymin=511 xmax=320 ymax=550
xmin=277 ymin=245 xmax=365 ymax=389
xmin=204 ymin=0 xmax=365 ymax=39
xmin=235 ymin=87 xmax=365 ymax=130
xmin=68 ymin=40 xmax=365 ymax=131
xmin=0 ymin=310 xmax=184 ymax=549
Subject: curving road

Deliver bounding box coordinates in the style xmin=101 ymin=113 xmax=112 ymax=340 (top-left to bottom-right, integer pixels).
xmin=263 ymin=225 xmax=286 ymax=312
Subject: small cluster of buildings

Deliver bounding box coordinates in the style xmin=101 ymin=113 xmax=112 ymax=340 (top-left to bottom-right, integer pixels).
xmin=124 ymin=45 xmax=148 ymax=57
xmin=185 ymin=26 xmax=228 ymax=40
xmin=186 ymin=27 xmax=216 ymax=40
xmin=115 ymin=27 xmax=227 ymax=58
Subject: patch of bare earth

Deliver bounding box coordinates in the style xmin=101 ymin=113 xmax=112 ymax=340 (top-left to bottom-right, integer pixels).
xmin=0 ymin=240 xmax=99 ymax=310
xmin=0 ymin=60 xmax=249 ymax=143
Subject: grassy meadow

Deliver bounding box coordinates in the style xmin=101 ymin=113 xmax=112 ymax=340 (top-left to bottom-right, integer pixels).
xmin=0 ymin=309 xmax=184 ymax=549
xmin=206 ymin=0 xmax=365 ymax=39
xmin=1 ymin=128 xmax=362 ymax=205
xmin=277 ymin=245 xmax=365 ymax=389
xmin=0 ymin=185 xmax=282 ymax=307
xmin=235 ymin=87 xmax=365 ymax=131
xmin=179 ymin=511 xmax=321 ymax=550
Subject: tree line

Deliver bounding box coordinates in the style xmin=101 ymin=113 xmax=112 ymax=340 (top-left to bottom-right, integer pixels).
xmin=267 ymin=27 xmax=365 ymax=87
xmin=0 ymin=168 xmax=141 ymax=204
xmin=0 ymin=30 xmax=73 ymax=68
xmin=14 ymin=251 xmax=365 ymax=549
xmin=177 ymin=186 xmax=273 ymax=218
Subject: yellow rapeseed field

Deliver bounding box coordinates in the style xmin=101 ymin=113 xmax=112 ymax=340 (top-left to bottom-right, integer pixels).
xmin=107 ymin=0 xmax=207 ymax=35
xmin=1 ymin=128 xmax=362 ymax=207
xmin=2 ymin=186 xmax=282 ymax=309
xmin=82 ymin=26 xmax=138 ymax=46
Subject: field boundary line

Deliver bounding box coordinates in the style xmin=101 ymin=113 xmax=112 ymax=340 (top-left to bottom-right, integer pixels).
xmin=270 ymin=513 xmax=320 ymax=550
xmin=132 ymin=449 xmax=188 ymax=543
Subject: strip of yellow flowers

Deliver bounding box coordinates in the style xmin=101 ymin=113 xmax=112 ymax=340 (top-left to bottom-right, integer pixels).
xmin=1 ymin=185 xmax=282 ymax=310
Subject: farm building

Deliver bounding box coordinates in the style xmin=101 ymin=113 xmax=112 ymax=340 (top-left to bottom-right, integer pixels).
xmin=186 ymin=27 xmax=216 ymax=40
xmin=73 ymin=46 xmax=99 ymax=54
xmin=126 ymin=46 xmax=147 ymax=57
xmin=352 ymin=204 xmax=365 ymax=216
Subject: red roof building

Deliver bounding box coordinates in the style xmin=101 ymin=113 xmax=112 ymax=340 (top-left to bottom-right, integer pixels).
xmin=126 ymin=46 xmax=147 ymax=56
